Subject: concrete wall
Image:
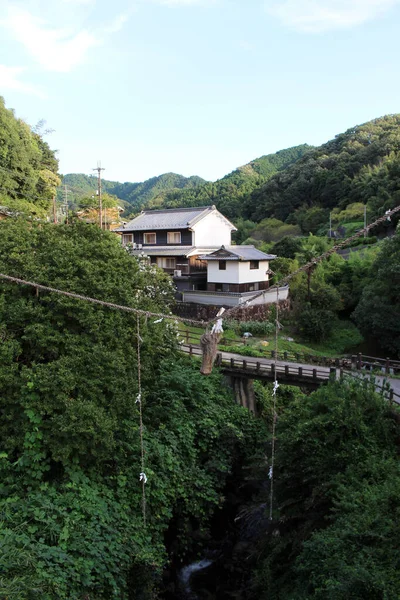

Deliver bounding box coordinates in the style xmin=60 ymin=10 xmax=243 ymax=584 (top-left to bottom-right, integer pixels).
xmin=182 ymin=286 xmax=289 ymax=306
xmin=207 ymin=260 xmax=270 ymax=284
xmin=192 ymin=210 xmax=233 ymax=247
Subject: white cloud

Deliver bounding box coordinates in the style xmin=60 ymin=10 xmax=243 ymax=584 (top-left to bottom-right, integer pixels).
xmin=1 ymin=8 xmax=98 ymax=72
xmin=266 ymin=0 xmax=400 ymax=32
xmin=61 ymin=0 xmax=95 ymax=4
xmin=151 ymin=0 xmax=215 ymax=6
xmin=0 ymin=65 xmax=46 ymax=98
xmin=104 ymin=12 xmax=131 ymax=34
xmin=0 ymin=5 xmax=130 ymax=73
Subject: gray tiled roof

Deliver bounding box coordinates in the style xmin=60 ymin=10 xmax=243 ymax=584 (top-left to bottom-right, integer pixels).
xmin=199 ymin=245 xmax=276 ymax=261
xmin=116 ymin=206 xmax=220 ymax=232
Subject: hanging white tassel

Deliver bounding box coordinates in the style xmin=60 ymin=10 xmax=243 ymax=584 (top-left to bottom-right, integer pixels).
xmin=268 ymin=466 xmax=273 ymax=480
xmin=140 ymin=472 xmax=148 ymax=484
xmin=273 ymin=380 xmax=279 ymax=396
xmin=211 ymin=318 xmax=224 ymax=334
xmin=135 ymin=393 xmax=141 ymax=404
xmin=153 ymin=318 xmax=163 ymax=324
xmin=211 ymin=308 xmax=225 ymax=334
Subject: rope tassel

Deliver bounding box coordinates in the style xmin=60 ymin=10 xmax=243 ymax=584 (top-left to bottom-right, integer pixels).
xmin=269 ymin=286 xmax=280 ymax=522
xmin=136 ymin=317 xmax=147 ymax=527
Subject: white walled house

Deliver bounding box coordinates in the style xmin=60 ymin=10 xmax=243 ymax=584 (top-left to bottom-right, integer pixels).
xmin=115 ymin=207 xmax=288 ymax=306
xmin=115 ymin=206 xmax=236 ymax=293
xmin=202 ymin=246 xmax=276 ymax=293
xmin=182 ymin=245 xmax=289 ymax=306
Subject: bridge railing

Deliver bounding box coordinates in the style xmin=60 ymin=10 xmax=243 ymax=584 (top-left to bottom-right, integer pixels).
xmin=217 ymin=355 xmax=332 ymax=383
xmin=180 ymin=335 xmax=400 ymax=375
xmin=342 ymin=371 xmax=400 ymax=404
xmin=343 ymin=353 xmax=400 ymax=375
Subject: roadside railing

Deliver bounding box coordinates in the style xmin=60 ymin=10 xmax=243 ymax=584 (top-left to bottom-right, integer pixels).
xmin=180 ymin=333 xmax=400 ymax=375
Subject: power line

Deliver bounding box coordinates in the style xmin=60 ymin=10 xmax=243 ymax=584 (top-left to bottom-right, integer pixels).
xmin=0 ymin=204 xmax=398 ymax=328
xmin=217 ymin=204 xmax=400 ymax=324
xmin=0 ymin=272 xmax=206 ymax=326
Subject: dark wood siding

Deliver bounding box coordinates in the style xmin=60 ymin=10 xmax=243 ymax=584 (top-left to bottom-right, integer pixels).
xmin=133 ymin=229 xmax=192 ymax=246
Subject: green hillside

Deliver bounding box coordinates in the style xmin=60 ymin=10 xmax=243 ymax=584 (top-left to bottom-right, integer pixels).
xmin=147 ymin=144 xmax=312 ymax=220
xmin=61 ymin=172 xmax=207 ymax=212
xmin=243 ymin=114 xmax=400 ymax=232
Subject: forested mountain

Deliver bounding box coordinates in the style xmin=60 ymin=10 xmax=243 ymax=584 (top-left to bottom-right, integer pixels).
xmin=0 ymin=97 xmax=60 ymax=216
xmin=146 ymin=145 xmax=312 ymax=220
xmin=61 ymin=172 xmax=207 ymax=211
xmin=62 ymin=145 xmax=310 ymax=219
xmin=243 ymin=114 xmax=400 ymax=230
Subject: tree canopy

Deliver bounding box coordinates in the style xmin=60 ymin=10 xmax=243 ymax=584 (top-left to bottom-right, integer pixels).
xmin=244 ymin=115 xmax=400 ymax=231
xmin=254 ymin=379 xmax=400 ymax=600
xmin=0 ymin=219 xmax=260 ymax=598
xmin=0 ymin=97 xmax=59 ymax=213
xmin=353 ymin=230 xmax=400 ymax=356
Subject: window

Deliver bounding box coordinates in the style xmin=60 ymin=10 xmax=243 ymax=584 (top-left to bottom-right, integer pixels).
xmin=215 ymin=283 xmax=223 ymax=292
xmin=144 ymin=232 xmax=156 ymax=244
xmin=167 ymin=231 xmax=181 ymax=244
xmin=122 ymin=234 xmax=133 ymax=245
xmin=248 ymin=282 xmax=259 ymax=292
xmin=250 ymin=260 xmax=259 ymax=270
xmin=157 ymin=257 xmax=176 ymax=269
xmin=219 ymin=260 xmax=226 ymax=270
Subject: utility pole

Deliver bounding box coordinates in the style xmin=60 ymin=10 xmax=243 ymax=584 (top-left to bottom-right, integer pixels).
xmin=63 ymin=185 xmax=69 ymax=225
xmin=93 ymin=161 xmax=105 ymax=229
xmin=364 ymin=205 xmax=367 ymax=238
xmin=52 ymin=195 xmax=57 ymax=224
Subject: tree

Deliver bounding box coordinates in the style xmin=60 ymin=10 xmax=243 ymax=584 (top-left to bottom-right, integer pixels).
xmin=0 ymin=219 xmax=260 ymax=597
xmin=353 ymin=231 xmax=400 ymax=356
xmin=244 ymin=114 xmax=400 ymax=227
xmin=0 ymin=97 xmax=59 ymax=211
xmin=255 ymin=379 xmax=400 ymax=600
xmin=271 ymin=236 xmax=303 ymax=258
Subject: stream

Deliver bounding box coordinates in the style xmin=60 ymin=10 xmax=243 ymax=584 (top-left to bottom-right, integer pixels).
xmin=162 ymin=456 xmax=270 ymax=600
xmin=179 ymin=559 xmax=213 ymax=599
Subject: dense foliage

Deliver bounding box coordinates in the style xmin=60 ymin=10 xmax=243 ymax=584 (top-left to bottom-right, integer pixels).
xmin=147 ymin=145 xmax=311 ymax=220
xmin=244 ymin=115 xmax=400 ymax=232
xmin=0 ymin=220 xmax=261 ymax=598
xmin=63 ymin=115 xmax=400 ymax=236
xmin=254 ymin=379 xmax=400 ymax=599
xmin=353 ymin=230 xmax=400 ymax=357
xmin=0 ymin=97 xmax=59 ymax=213
xmin=62 ymin=145 xmax=310 ymax=221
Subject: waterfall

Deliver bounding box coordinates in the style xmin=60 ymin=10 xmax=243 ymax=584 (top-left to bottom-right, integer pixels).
xmin=179 ymin=559 xmax=213 ymax=598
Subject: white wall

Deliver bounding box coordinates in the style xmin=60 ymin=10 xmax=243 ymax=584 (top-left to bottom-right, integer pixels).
xmin=208 ymin=260 xmax=270 ymax=284
xmin=182 ymin=286 xmax=289 ymax=306
xmin=191 ymin=210 xmax=233 ymax=247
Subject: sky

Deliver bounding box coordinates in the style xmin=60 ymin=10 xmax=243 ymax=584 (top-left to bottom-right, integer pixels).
xmin=1 ymin=0 xmax=400 ymax=183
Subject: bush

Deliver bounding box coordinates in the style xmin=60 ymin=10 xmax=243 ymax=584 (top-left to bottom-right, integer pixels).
xmin=225 ymin=320 xmax=275 ymax=337
xmin=297 ymin=305 xmax=337 ymax=342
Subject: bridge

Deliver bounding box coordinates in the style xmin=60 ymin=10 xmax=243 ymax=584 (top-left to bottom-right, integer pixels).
xmin=181 ymin=343 xmax=400 ymax=413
